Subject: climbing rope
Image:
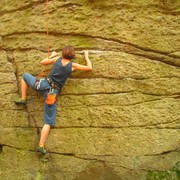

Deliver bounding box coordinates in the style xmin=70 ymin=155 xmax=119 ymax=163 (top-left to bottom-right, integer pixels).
xmin=37 ymin=0 xmax=50 ymax=78
xmin=46 ymin=0 xmax=50 ymax=58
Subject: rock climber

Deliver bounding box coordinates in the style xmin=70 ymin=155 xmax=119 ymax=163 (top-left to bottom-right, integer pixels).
xmin=15 ymin=45 xmax=92 ymax=155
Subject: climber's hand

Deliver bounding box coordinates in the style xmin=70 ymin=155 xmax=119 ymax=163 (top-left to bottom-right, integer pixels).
xmin=84 ymin=50 xmax=89 ymax=58
xmin=50 ymin=51 xmax=58 ymax=58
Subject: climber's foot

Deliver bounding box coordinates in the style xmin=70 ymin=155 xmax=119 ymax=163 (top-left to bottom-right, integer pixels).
xmin=36 ymin=146 xmax=46 ymax=155
xmin=14 ymin=98 xmax=27 ymax=105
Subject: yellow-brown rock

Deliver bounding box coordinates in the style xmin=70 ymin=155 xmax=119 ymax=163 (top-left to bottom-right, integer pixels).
xmin=0 ymin=0 xmax=180 ymax=179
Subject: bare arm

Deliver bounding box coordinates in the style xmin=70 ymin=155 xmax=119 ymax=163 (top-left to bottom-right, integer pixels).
xmin=72 ymin=51 xmax=92 ymax=71
xmin=40 ymin=51 xmax=59 ymax=65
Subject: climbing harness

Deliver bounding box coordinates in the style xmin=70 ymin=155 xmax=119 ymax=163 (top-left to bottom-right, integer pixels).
xmin=45 ymin=77 xmax=61 ymax=90
xmin=34 ymin=78 xmax=44 ymax=90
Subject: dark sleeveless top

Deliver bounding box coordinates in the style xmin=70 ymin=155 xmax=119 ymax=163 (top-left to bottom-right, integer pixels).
xmin=48 ymin=58 xmax=72 ymax=89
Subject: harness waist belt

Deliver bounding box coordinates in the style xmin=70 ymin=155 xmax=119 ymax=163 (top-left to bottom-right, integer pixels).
xmin=45 ymin=77 xmax=61 ymax=90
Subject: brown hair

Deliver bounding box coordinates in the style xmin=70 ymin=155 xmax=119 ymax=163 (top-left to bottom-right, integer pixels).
xmin=62 ymin=45 xmax=75 ymax=60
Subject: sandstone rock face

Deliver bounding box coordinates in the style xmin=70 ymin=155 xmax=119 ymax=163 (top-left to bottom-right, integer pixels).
xmin=0 ymin=0 xmax=180 ymax=179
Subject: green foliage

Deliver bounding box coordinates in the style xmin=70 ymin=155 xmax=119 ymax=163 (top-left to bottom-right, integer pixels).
xmin=146 ymin=171 xmax=177 ymax=180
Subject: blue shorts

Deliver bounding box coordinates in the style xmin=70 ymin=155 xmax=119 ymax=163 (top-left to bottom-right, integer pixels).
xmin=22 ymin=73 xmax=59 ymax=126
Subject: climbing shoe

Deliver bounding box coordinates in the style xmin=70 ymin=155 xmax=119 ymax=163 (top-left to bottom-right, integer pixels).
xmin=36 ymin=146 xmax=46 ymax=155
xmin=14 ymin=98 xmax=27 ymax=105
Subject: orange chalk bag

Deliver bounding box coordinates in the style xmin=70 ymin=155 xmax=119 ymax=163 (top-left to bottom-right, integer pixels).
xmin=45 ymin=88 xmax=56 ymax=105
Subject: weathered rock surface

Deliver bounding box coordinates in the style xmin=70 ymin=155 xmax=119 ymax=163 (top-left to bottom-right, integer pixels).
xmin=0 ymin=0 xmax=180 ymax=179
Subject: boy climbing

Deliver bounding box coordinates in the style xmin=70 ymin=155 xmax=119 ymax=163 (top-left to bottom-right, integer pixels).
xmin=15 ymin=45 xmax=92 ymax=154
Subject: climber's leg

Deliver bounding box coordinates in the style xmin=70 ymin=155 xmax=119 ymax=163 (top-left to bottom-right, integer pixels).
xmin=15 ymin=73 xmax=36 ymax=105
xmin=37 ymin=90 xmax=59 ymax=154
xmin=37 ymin=124 xmax=50 ymax=154
xmin=21 ymin=79 xmax=28 ymax=100
xmin=39 ymin=124 xmax=50 ymax=146
xmin=38 ymin=102 xmax=57 ymax=140
xmin=37 ymin=103 xmax=57 ymax=155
